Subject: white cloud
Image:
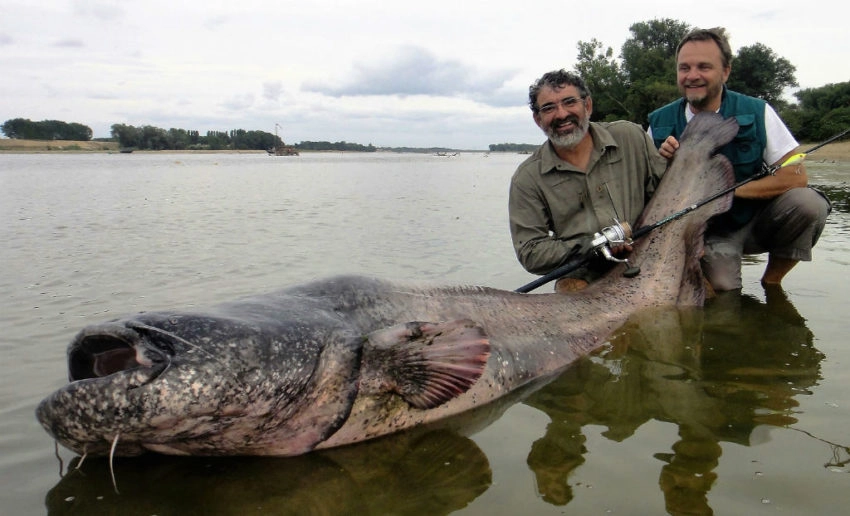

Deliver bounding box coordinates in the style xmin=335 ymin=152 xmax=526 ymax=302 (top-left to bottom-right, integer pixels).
xmin=72 ymin=0 xmax=125 ymax=21
xmin=304 ymin=45 xmax=517 ymax=101
xmin=262 ymin=81 xmax=284 ymax=102
xmin=52 ymin=38 xmax=86 ymax=48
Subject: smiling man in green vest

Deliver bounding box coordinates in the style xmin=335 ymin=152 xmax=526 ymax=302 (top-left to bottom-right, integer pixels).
xmin=648 ymin=27 xmax=830 ymax=291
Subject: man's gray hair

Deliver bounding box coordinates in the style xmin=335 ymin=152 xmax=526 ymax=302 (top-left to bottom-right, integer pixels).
xmin=528 ymin=69 xmax=591 ymax=113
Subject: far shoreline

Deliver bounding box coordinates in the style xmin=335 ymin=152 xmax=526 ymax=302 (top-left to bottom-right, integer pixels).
xmin=2 ymin=138 xmax=849 ymax=161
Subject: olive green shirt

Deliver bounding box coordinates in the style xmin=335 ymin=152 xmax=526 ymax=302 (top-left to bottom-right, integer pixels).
xmin=509 ymin=121 xmax=667 ymax=277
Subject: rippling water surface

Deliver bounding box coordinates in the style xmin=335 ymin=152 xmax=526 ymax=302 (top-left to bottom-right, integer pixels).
xmin=1 ymin=151 xmax=848 ymax=515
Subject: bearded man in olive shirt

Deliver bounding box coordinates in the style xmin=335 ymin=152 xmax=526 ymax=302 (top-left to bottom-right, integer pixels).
xmin=509 ymin=70 xmax=667 ymax=292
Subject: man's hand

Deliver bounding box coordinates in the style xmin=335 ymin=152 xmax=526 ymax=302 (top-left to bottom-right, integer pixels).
xmin=609 ymin=242 xmax=634 ymax=256
xmin=659 ymin=136 xmax=680 ymax=160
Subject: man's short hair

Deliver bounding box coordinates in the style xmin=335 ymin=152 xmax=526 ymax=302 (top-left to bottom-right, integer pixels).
xmin=528 ymin=70 xmax=591 ymax=113
xmin=676 ymin=27 xmax=733 ymax=68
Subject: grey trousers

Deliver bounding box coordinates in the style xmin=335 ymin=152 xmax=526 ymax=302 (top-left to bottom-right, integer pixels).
xmin=702 ymin=187 xmax=831 ymax=290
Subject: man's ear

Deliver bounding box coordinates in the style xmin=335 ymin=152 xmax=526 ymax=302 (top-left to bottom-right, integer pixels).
xmin=533 ymin=112 xmax=543 ymax=129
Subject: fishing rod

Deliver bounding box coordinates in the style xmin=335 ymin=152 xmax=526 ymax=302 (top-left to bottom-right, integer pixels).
xmin=515 ymin=127 xmax=850 ymax=294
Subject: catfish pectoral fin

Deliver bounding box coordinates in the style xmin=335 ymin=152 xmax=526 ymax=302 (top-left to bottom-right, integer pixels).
xmin=364 ymin=319 xmax=491 ymax=410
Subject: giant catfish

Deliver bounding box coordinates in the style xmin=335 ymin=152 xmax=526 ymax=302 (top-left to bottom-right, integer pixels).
xmin=36 ymin=113 xmax=739 ymax=457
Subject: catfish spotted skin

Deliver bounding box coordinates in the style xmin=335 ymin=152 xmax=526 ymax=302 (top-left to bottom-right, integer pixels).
xmin=37 ymin=113 xmax=739 ymax=457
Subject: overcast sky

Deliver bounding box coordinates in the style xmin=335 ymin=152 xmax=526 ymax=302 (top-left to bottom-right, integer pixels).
xmin=2 ymin=0 xmax=846 ymax=149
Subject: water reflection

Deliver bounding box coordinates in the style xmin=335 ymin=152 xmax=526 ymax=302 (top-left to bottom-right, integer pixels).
xmin=818 ymin=184 xmax=849 ymax=213
xmin=524 ymin=287 xmax=826 ymax=514
xmin=46 ymin=430 xmax=491 ymax=515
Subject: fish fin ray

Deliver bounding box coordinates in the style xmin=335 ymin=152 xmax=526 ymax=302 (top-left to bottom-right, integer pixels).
xmin=679 ymin=111 xmax=740 ymax=150
xmin=366 ymin=319 xmax=490 ymax=410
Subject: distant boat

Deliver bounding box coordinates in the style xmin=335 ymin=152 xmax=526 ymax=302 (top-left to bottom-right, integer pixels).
xmin=119 ymin=148 xmax=134 ymax=154
xmin=268 ymin=146 xmax=299 ymax=156
xmin=269 ymin=123 xmax=299 ymax=156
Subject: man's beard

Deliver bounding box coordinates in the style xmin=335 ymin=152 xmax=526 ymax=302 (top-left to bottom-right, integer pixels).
xmin=685 ymin=90 xmax=710 ymax=110
xmin=682 ymin=80 xmax=722 ymax=110
xmin=545 ymin=114 xmax=590 ymax=150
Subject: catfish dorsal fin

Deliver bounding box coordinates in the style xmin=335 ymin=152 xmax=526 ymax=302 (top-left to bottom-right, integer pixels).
xmin=364 ymin=319 xmax=490 ymax=410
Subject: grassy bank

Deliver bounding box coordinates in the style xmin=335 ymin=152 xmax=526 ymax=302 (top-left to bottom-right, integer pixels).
xmin=0 ymin=139 xmax=119 ymax=152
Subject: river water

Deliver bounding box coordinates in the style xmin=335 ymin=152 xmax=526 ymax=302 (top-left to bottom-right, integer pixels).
xmin=1 ymin=151 xmax=848 ymax=515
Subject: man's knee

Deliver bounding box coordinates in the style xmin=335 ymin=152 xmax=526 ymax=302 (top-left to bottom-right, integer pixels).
xmin=702 ymin=265 xmax=742 ymax=291
xmin=780 ymin=187 xmax=831 ymax=225
xmin=702 ymin=238 xmax=743 ymax=291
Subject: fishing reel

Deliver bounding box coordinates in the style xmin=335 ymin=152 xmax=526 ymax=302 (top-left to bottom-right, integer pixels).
xmin=590 ymin=220 xmax=641 ymax=278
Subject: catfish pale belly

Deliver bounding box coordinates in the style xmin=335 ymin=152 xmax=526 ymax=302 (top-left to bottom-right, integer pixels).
xmin=36 ymin=113 xmax=739 ymax=457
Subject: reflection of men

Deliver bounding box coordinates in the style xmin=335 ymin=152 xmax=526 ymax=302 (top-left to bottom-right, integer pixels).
xmin=523 ymin=289 xmax=820 ymax=514
xmin=509 ymin=69 xmax=666 ymax=293
xmin=648 ymin=27 xmax=830 ymax=291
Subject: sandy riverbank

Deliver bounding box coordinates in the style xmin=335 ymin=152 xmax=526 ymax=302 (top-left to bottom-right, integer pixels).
xmin=795 ymin=140 xmax=850 ymax=161
xmin=0 ymin=139 xmax=119 ymax=152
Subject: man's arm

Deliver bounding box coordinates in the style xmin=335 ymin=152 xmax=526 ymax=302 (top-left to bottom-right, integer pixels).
xmin=735 ymin=150 xmax=808 ymax=199
xmin=508 ymin=179 xmax=586 ymax=275
xmin=737 ymin=105 xmax=808 ymax=199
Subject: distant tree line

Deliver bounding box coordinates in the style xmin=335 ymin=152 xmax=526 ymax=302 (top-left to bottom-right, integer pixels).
xmin=379 ymin=146 xmax=457 ymax=154
xmin=488 ymin=143 xmax=538 ymax=152
xmin=110 ymin=124 xmax=282 ymax=151
xmin=108 ymin=124 xmax=378 ymax=152
xmin=296 ymin=141 xmax=376 ymax=152
xmin=1 ymin=118 xmax=383 ymax=152
xmin=1 ymin=118 xmax=93 ymax=141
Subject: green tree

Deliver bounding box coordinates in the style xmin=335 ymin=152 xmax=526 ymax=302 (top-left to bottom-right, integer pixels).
xmin=574 ymin=18 xmax=689 ymax=125
xmin=619 ymin=19 xmax=691 ymax=125
xmin=620 ymin=19 xmax=690 ymax=81
xmin=784 ymin=81 xmax=850 ymax=141
xmin=139 ymin=125 xmax=169 ymax=150
xmin=2 ymin=118 xmax=93 ymax=140
xmin=727 ymin=43 xmax=798 ymax=109
xmin=204 ymin=130 xmax=230 ymax=150
xmin=166 ymin=128 xmax=192 ymax=150
xmin=2 ymin=118 xmax=33 ymax=138
xmin=66 ymin=122 xmax=93 ymax=141
xmin=489 ymin=143 xmax=538 ymax=152
xmin=573 ymin=39 xmax=629 ymax=122
xmin=111 ymin=123 xmax=140 ymax=148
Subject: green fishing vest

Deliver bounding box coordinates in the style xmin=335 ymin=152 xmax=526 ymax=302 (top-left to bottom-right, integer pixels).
xmin=648 ymin=88 xmax=768 ymax=228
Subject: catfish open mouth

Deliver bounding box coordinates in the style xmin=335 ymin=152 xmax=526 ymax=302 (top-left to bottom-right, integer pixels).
xmin=69 ymin=334 xmax=140 ymax=380
xmin=67 ymin=324 xmax=173 ymax=382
